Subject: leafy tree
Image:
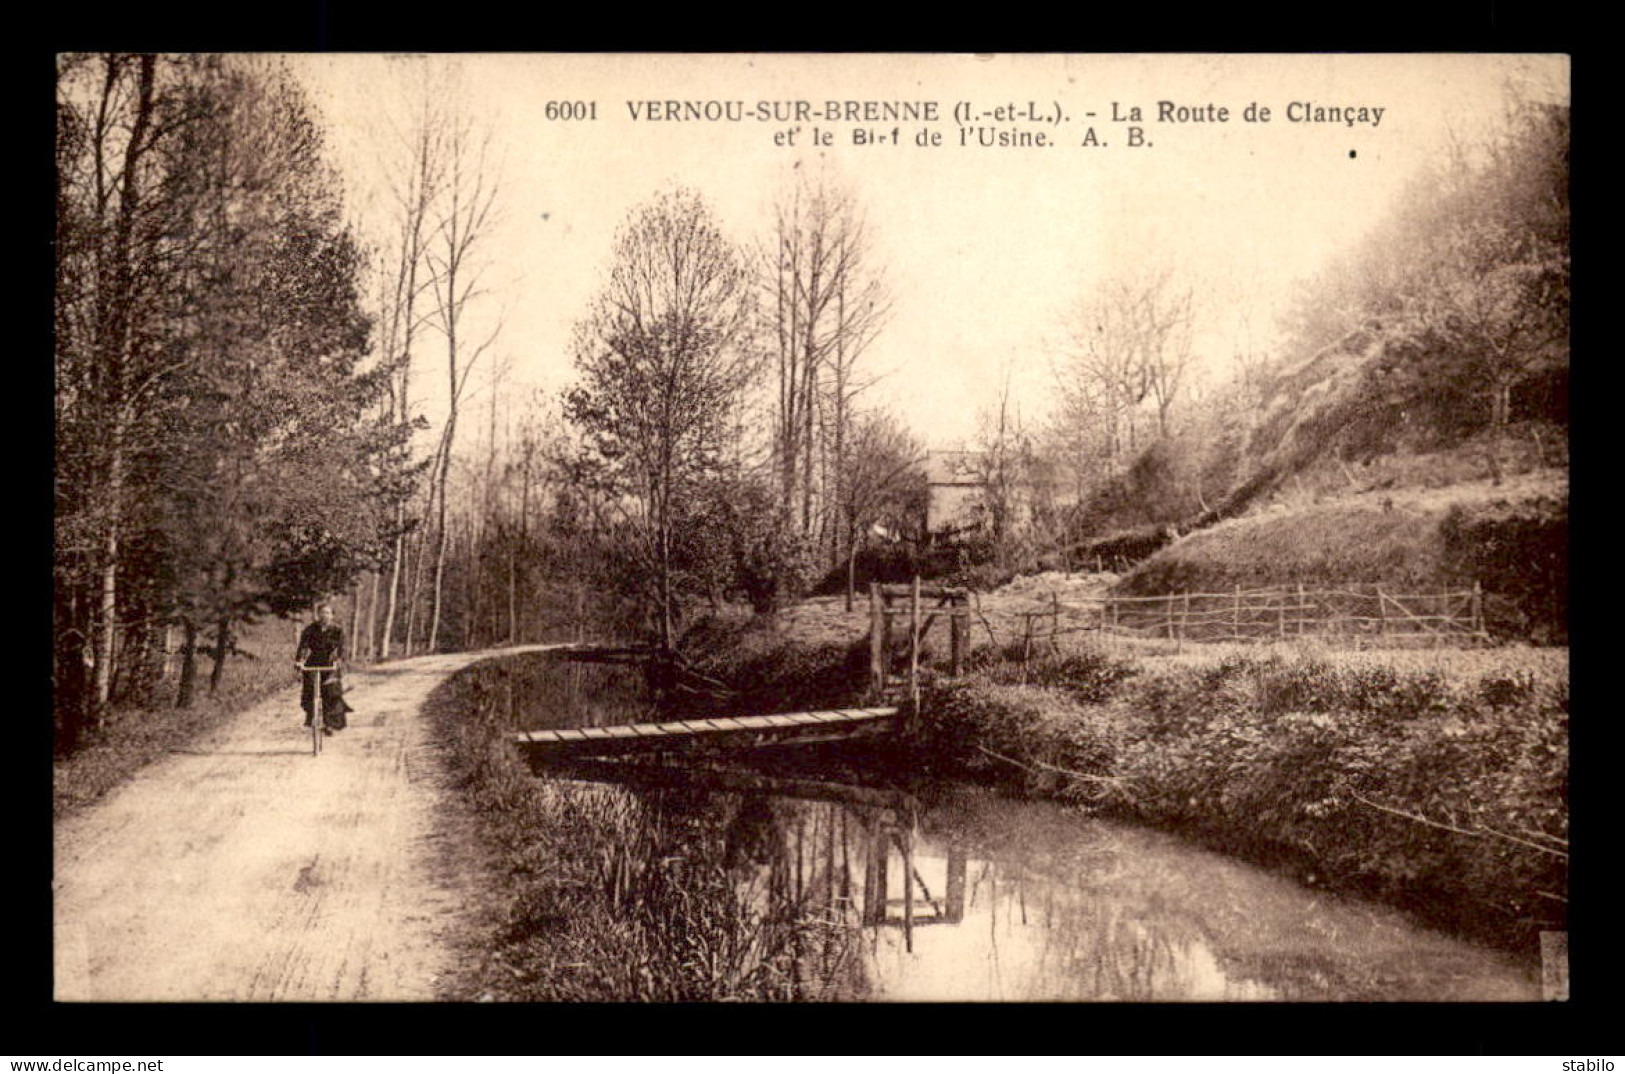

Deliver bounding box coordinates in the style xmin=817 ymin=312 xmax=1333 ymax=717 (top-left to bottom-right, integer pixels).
xmin=151 ymin=58 xmax=386 ymax=703
xmin=55 ymin=55 xmax=401 ymax=724
xmin=566 ymin=188 xmax=759 ymax=647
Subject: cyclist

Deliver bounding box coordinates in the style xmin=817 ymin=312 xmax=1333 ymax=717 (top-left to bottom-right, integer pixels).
xmin=295 ymin=602 xmax=351 ymax=734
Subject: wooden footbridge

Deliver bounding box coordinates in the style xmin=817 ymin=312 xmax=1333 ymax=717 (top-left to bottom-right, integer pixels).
xmin=514 ymin=705 xmax=904 ymax=763
xmin=513 ymin=580 xmax=970 ymax=769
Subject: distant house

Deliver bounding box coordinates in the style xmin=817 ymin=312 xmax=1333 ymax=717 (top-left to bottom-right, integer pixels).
xmin=922 ymin=450 xmax=983 ymax=539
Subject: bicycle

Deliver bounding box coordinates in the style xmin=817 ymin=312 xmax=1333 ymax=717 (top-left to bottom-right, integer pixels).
xmin=298 ymin=663 xmax=339 ymax=757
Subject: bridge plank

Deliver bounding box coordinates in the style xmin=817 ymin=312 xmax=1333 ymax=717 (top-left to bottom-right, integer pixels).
xmin=514 ymin=705 xmax=905 ymax=758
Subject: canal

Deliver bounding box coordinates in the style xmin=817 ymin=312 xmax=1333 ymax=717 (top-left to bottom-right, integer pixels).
xmin=496 ymin=652 xmax=1541 ymax=1002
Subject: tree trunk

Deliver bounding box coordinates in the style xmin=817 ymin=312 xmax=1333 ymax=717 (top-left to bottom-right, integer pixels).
xmin=845 ymin=517 xmax=863 ymax=614
xmin=363 ymin=568 xmax=380 ymax=663
xmin=89 ymin=55 xmax=157 ymax=726
xmin=380 ymin=525 xmax=405 ymax=658
xmin=175 ymin=617 xmax=198 ymax=710
xmin=1488 ymin=376 xmax=1513 ymax=486
xmin=428 ymin=441 xmax=451 ymax=652
xmin=92 ymin=429 xmax=122 ymax=723
xmin=208 ymin=616 xmax=231 ymax=694
xmin=404 ymin=526 xmax=427 ymax=656
xmin=349 ymin=577 xmax=364 ymax=662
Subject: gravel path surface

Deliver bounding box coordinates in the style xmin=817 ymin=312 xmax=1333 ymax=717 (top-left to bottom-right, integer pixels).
xmin=53 ymin=646 xmax=561 ymax=1002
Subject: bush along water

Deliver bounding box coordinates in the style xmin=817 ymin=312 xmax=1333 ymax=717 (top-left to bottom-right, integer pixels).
xmin=916 ymin=646 xmax=1567 ymax=954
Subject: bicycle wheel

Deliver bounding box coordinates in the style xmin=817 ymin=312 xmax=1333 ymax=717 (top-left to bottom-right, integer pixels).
xmin=312 ymin=674 xmax=323 ymax=756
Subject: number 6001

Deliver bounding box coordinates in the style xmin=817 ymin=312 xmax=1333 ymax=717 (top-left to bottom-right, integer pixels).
xmin=545 ymin=101 xmax=597 ymax=120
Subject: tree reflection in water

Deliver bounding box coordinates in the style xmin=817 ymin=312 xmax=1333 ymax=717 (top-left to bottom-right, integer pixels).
xmin=580 ymin=774 xmax=1536 ymax=1002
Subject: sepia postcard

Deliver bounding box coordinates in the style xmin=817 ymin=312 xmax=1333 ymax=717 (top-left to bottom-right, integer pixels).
xmin=52 ymin=53 xmax=1569 ymax=1009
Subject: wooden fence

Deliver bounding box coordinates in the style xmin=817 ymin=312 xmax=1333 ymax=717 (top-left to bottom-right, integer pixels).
xmin=1007 ymin=583 xmax=1488 ymax=653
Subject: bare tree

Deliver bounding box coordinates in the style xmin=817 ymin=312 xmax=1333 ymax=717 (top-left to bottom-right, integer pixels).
xmin=1136 ymin=272 xmax=1197 ymax=439
xmin=1059 ymin=267 xmax=1196 ymax=472
xmin=971 ymin=363 xmax=1032 ymax=566
xmin=373 ymin=87 xmax=447 ymax=659
xmin=422 ymin=108 xmax=502 ymax=652
xmin=764 ymin=171 xmax=890 ymax=553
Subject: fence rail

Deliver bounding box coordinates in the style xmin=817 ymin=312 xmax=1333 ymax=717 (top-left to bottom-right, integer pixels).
xmin=1009 ymin=582 xmax=1487 ymax=652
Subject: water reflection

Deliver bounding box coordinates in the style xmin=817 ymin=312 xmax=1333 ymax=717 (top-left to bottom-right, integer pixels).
xmin=509 ymin=652 xmax=1539 ymax=1002
xmin=555 ymin=772 xmax=1538 ymax=1002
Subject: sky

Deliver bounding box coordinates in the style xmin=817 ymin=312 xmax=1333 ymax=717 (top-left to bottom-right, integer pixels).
xmin=285 ymin=53 xmax=1569 ymax=453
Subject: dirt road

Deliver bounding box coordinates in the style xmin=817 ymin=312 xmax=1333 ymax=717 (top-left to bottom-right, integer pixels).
xmin=53 ymin=646 xmax=559 ymax=1002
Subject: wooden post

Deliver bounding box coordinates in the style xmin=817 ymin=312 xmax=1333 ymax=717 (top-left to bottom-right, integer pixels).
xmin=1472 ymin=581 xmax=1486 ymax=642
xmin=945 ymin=843 xmax=967 ymax=924
xmin=1020 ymin=613 xmax=1033 ymax=684
xmin=949 ymin=604 xmax=965 ymax=677
xmin=1051 ymin=591 xmax=1061 ymax=654
xmin=1233 ymin=585 xmax=1242 ymax=643
xmin=908 ymin=576 xmax=921 ymax=728
xmin=1180 ymin=591 xmax=1190 ymax=651
xmin=863 ymin=811 xmax=887 ymax=927
xmin=1378 ymin=585 xmax=1389 ymax=643
xmin=902 ymin=804 xmax=915 ymax=954
xmin=869 ymin=582 xmax=884 ymax=697
xmin=1297 ymin=584 xmax=1307 ymax=638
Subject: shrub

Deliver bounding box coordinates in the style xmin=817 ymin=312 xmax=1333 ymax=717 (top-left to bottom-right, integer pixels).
xmin=1440 ymin=496 xmax=1567 ymax=643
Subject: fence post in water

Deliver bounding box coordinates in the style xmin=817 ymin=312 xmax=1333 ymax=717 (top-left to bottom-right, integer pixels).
xmin=863 ymin=811 xmax=887 ymax=926
xmin=945 ymin=842 xmax=967 ymax=924
xmin=902 ymin=802 xmax=915 ymax=954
